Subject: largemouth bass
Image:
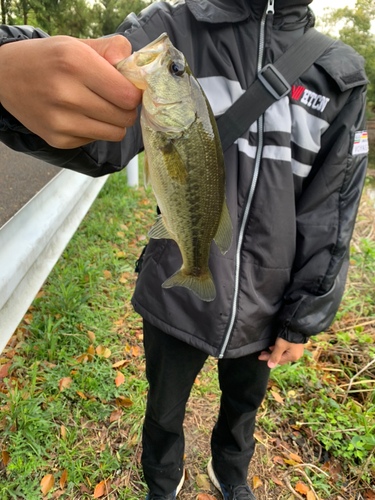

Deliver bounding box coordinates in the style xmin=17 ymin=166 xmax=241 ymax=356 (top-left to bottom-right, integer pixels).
xmin=116 ymin=33 xmax=232 ymax=302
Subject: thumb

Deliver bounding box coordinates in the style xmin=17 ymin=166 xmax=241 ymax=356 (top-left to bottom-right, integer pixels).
xmin=80 ymin=36 xmax=133 ymax=66
xmin=268 ymin=342 xmax=284 ymax=369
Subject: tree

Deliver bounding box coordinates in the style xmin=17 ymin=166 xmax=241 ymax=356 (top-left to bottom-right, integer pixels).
xmin=317 ymin=0 xmax=375 ymax=113
xmin=94 ymin=0 xmax=150 ymax=36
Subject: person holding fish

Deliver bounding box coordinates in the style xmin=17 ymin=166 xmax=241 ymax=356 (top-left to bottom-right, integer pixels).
xmin=0 ymin=0 xmax=368 ymax=499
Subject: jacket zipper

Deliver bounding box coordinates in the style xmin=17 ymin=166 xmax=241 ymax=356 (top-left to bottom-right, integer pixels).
xmin=218 ymin=0 xmax=274 ymax=358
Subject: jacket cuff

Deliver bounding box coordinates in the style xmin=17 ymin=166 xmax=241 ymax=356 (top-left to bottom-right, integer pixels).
xmin=277 ymin=326 xmax=308 ymax=344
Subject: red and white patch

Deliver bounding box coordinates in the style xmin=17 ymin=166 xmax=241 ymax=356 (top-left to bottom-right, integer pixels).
xmin=291 ymin=85 xmax=330 ymax=112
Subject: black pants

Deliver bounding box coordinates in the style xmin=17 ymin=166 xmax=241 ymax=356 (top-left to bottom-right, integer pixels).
xmin=142 ymin=320 xmax=270 ymax=496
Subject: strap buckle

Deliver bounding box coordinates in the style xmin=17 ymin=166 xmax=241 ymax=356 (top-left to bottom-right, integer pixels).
xmin=258 ymin=64 xmax=291 ymax=100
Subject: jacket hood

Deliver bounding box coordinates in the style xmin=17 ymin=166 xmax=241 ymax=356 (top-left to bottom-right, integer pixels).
xmin=185 ymin=0 xmax=313 ymax=23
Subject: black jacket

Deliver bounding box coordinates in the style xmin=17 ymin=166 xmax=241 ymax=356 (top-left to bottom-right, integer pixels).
xmin=0 ymin=0 xmax=369 ymax=358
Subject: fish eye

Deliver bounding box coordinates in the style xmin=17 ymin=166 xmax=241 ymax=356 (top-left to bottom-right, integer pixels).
xmin=169 ymin=61 xmax=184 ymax=77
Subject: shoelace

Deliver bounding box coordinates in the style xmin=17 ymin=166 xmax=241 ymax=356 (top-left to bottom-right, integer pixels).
xmin=230 ymin=483 xmax=255 ymax=500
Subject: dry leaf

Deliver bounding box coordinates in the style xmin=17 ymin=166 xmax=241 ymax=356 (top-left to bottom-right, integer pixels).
xmin=116 ymin=396 xmax=134 ymax=408
xmin=0 ymin=362 xmax=12 ymax=378
xmin=270 ymin=391 xmax=284 ymax=404
xmin=252 ymin=476 xmax=262 ymax=490
xmin=117 ymin=231 xmax=125 ymax=238
xmin=96 ymin=345 xmax=111 ymax=358
xmin=197 ymin=495 xmax=217 ymax=500
xmin=93 ymin=480 xmax=110 ymax=498
xmin=130 ymin=346 xmax=141 ymax=357
xmin=61 ymin=425 xmax=67 ymax=440
xmin=112 ymin=360 xmax=129 ymax=369
xmin=103 ymin=270 xmax=112 ymax=279
xmin=364 ymin=490 xmax=375 ymax=500
xmin=115 ymin=371 xmax=125 ymax=387
xmin=284 ymin=459 xmax=299 ymax=466
xmin=271 ymin=475 xmax=283 ymax=486
xmin=59 ymin=377 xmax=72 ymax=392
xmin=196 ymin=473 xmax=211 ymax=490
xmin=80 ymin=483 xmax=90 ymax=493
xmin=60 ymin=469 xmax=68 ymax=489
xmin=273 ymin=456 xmax=285 ymax=466
xmin=289 ymin=453 xmax=303 ymax=463
xmin=87 ymin=331 xmax=95 ymax=342
xmin=306 ymin=491 xmax=315 ymax=500
xmin=76 ymin=391 xmax=87 ymax=400
xmin=116 ymin=251 xmax=126 ymax=258
xmin=87 ymin=345 xmax=95 ymax=360
xmin=2 ymin=450 xmax=10 ymax=466
xmin=41 ymin=474 xmax=55 ymax=495
xmin=110 ymin=409 xmax=123 ymax=423
xmin=295 ymin=481 xmax=310 ymax=495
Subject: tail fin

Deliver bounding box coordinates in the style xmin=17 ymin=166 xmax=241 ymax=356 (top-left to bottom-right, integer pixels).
xmin=162 ymin=268 xmax=216 ymax=302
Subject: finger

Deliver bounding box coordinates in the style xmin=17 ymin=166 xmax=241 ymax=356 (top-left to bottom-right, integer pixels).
xmin=80 ymin=50 xmax=142 ymax=110
xmin=258 ymin=351 xmax=271 ymax=361
xmin=43 ymin=116 xmax=128 ymax=149
xmin=268 ymin=343 xmax=285 ymax=369
xmin=80 ymin=35 xmax=132 ymax=66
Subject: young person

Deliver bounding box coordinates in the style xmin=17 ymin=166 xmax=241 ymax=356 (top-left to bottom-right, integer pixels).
xmin=0 ymin=1 xmax=369 ymax=498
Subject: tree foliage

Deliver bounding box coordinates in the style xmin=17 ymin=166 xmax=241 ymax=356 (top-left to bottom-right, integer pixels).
xmin=0 ymin=0 xmax=150 ymax=37
xmin=317 ymin=0 xmax=375 ymax=112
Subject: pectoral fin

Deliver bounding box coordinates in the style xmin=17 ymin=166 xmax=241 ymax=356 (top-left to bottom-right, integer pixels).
xmin=214 ymin=200 xmax=233 ymax=255
xmin=160 ymin=140 xmax=188 ymax=185
xmin=148 ymin=216 xmax=174 ymax=240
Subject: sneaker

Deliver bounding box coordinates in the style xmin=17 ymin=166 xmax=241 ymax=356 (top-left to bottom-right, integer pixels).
xmin=207 ymin=458 xmax=256 ymax=500
xmin=145 ymin=470 xmax=185 ymax=500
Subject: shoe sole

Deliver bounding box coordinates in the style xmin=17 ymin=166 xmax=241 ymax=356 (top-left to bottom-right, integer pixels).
xmin=207 ymin=458 xmax=223 ymax=498
xmin=176 ymin=469 xmax=185 ymax=497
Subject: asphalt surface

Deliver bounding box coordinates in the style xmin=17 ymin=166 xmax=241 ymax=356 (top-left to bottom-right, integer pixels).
xmin=0 ymin=142 xmax=61 ymax=228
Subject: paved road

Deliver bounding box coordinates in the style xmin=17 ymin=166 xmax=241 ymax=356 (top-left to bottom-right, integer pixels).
xmin=0 ymin=142 xmax=61 ymax=227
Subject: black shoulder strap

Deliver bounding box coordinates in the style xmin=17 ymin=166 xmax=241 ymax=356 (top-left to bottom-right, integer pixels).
xmin=216 ymin=28 xmax=335 ymax=152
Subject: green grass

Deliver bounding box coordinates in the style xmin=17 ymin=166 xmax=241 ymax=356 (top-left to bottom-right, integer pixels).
xmin=0 ymin=167 xmax=375 ymax=499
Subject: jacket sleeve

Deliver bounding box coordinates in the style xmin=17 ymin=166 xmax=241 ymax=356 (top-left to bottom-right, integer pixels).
xmin=276 ymin=85 xmax=368 ymax=343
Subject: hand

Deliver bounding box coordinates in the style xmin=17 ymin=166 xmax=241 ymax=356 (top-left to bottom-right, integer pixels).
xmin=258 ymin=338 xmax=304 ymax=369
xmin=0 ymin=35 xmax=142 ymax=148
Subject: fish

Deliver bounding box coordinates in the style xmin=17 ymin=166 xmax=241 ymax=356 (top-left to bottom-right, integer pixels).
xmin=116 ymin=33 xmax=232 ymax=302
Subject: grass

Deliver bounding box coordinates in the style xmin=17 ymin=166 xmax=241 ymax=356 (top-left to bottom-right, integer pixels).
xmin=0 ymin=156 xmax=375 ymax=499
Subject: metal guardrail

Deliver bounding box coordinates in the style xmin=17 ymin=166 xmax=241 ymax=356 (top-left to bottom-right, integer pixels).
xmin=0 ymin=155 xmax=139 ymax=354
xmin=0 ymin=169 xmax=108 ymax=353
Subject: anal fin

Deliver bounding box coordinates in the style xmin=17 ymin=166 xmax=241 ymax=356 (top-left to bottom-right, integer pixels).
xmin=148 ymin=216 xmax=174 ymax=240
xmin=162 ymin=268 xmax=216 ymax=302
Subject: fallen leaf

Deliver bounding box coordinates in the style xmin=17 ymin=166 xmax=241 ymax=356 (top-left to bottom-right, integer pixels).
xmin=116 ymin=396 xmax=134 ymax=408
xmin=197 ymin=495 xmax=217 ymax=500
xmin=96 ymin=345 xmax=111 ymax=358
xmin=289 ymin=453 xmax=303 ymax=463
xmin=306 ymin=491 xmax=315 ymax=500
xmin=93 ymin=480 xmax=110 ymax=498
xmin=61 ymin=425 xmax=67 ymax=440
xmin=41 ymin=474 xmax=55 ymax=495
xmin=284 ymin=459 xmax=299 ymax=466
xmin=273 ymin=456 xmax=285 ymax=466
xmin=115 ymin=371 xmax=125 ymax=387
xmin=364 ymin=490 xmax=375 ymax=500
xmin=112 ymin=360 xmax=129 ymax=369
xmin=52 ymin=490 xmax=65 ymax=499
xmin=87 ymin=344 xmax=95 ymax=360
xmin=59 ymin=377 xmax=72 ymax=392
xmin=103 ymin=270 xmax=112 ymax=279
xmin=60 ymin=469 xmax=68 ymax=489
xmin=2 ymin=450 xmax=10 ymax=466
xmin=295 ymin=481 xmax=310 ymax=495
xmin=196 ymin=473 xmax=211 ymax=490
xmin=76 ymin=391 xmax=87 ymax=400
xmin=271 ymin=475 xmax=283 ymax=486
xmin=116 ymin=251 xmax=126 ymax=258
xmin=87 ymin=330 xmax=96 ymax=342
xmin=271 ymin=391 xmax=284 ymax=404
xmin=76 ymin=354 xmax=88 ymax=364
xmin=110 ymin=409 xmax=123 ymax=423
xmin=253 ymin=476 xmax=262 ymax=489
xmin=194 ymin=377 xmax=201 ymax=386
xmin=80 ymin=483 xmax=90 ymax=493
xmin=130 ymin=346 xmax=141 ymax=357
xmin=117 ymin=231 xmax=125 ymax=238
xmin=0 ymin=362 xmax=12 ymax=378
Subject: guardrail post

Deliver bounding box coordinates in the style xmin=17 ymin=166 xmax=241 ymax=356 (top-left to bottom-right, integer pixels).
xmin=127 ymin=155 xmax=139 ymax=187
